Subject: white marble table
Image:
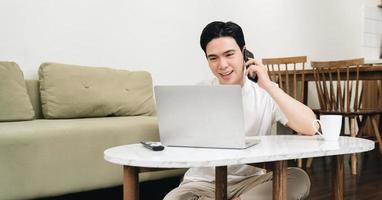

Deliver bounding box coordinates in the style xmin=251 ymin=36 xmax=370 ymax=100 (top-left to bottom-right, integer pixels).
xmin=104 ymin=135 xmax=374 ymax=200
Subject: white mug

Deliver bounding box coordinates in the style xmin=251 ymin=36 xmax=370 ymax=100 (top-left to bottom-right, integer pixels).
xmin=312 ymin=115 xmax=342 ymax=141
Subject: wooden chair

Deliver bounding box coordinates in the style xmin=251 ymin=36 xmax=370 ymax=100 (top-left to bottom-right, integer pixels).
xmin=361 ymin=79 xmax=382 ymax=138
xmin=263 ymin=56 xmax=307 ymax=168
xmin=311 ymin=58 xmax=382 ymax=175
xmin=263 ymin=56 xmax=307 ymax=104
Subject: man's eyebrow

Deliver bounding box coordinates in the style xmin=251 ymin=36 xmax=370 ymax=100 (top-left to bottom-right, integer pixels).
xmin=224 ymin=49 xmax=236 ymax=54
xmin=206 ymin=49 xmax=236 ymax=58
xmin=206 ymin=54 xmax=217 ymax=58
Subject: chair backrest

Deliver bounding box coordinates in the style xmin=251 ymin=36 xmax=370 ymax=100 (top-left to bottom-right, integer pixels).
xmin=311 ymin=58 xmax=364 ymax=113
xmin=262 ymin=56 xmax=307 ymax=103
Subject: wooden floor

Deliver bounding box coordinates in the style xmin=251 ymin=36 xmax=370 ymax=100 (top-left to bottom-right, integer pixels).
xmin=307 ymin=149 xmax=382 ymax=200
xmin=37 ymin=148 xmax=382 ymax=200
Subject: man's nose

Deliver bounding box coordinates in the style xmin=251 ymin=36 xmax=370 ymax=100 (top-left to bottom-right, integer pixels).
xmin=218 ymin=58 xmax=229 ymax=70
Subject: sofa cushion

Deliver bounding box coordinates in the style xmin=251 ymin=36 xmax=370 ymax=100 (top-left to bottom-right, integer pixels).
xmin=39 ymin=63 xmax=155 ymax=119
xmin=0 ymin=116 xmax=186 ymax=199
xmin=25 ymin=80 xmax=43 ymax=119
xmin=0 ymin=62 xmax=35 ymax=121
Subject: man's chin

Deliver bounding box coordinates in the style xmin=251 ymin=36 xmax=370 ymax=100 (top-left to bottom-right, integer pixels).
xmin=219 ymin=78 xmax=236 ymax=85
xmin=218 ymin=76 xmax=243 ymax=85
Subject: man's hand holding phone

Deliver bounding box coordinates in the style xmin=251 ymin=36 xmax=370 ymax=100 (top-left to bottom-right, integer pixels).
xmin=245 ymin=58 xmax=273 ymax=90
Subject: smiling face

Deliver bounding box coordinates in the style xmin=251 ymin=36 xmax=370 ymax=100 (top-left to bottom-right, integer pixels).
xmin=205 ymin=37 xmax=245 ymax=86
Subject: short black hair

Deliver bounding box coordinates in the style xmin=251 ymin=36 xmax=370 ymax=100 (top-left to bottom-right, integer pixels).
xmin=200 ymin=21 xmax=245 ymax=55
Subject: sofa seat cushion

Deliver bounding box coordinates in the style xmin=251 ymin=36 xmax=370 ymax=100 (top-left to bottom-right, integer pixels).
xmin=0 ymin=116 xmax=185 ymax=199
xmin=0 ymin=61 xmax=35 ymax=121
xmin=39 ymin=63 xmax=156 ymax=119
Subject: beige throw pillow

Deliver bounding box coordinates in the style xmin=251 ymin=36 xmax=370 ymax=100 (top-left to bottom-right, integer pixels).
xmin=0 ymin=62 xmax=35 ymax=121
xmin=39 ymin=63 xmax=155 ymax=119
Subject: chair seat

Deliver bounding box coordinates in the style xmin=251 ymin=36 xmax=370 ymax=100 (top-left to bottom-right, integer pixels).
xmin=313 ymin=108 xmax=382 ymax=116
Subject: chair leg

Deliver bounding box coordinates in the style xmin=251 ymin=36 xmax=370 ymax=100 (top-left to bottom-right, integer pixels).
xmin=350 ymin=117 xmax=357 ymax=175
xmin=306 ymin=158 xmax=313 ymax=168
xmin=371 ymin=116 xmax=382 ymax=155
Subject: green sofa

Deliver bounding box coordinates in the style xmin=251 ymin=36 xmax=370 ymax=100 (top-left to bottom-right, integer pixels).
xmin=0 ymin=62 xmax=184 ymax=200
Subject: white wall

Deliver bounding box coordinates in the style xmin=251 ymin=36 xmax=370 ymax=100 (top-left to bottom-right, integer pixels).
xmin=3 ymin=0 xmax=381 ymax=136
xmin=0 ymin=0 xmax=369 ymax=89
xmin=363 ymin=0 xmax=382 ymax=60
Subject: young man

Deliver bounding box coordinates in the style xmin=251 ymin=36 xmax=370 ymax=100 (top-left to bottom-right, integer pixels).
xmin=164 ymin=21 xmax=317 ymax=200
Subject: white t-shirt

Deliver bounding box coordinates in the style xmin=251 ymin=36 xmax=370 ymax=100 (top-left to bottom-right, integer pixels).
xmin=181 ymin=77 xmax=288 ymax=184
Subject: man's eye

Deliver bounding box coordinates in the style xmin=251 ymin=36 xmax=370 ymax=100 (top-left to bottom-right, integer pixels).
xmin=226 ymin=53 xmax=234 ymax=57
xmin=209 ymin=57 xmax=217 ymax=61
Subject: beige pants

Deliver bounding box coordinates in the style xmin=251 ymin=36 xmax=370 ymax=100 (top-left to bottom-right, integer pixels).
xmin=163 ymin=167 xmax=310 ymax=200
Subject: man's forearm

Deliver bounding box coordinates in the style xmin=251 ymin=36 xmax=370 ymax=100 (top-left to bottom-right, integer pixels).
xmin=264 ymin=82 xmax=317 ymax=135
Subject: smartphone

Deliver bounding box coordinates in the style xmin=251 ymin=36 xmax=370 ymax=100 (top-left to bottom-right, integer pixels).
xmin=244 ymin=49 xmax=258 ymax=82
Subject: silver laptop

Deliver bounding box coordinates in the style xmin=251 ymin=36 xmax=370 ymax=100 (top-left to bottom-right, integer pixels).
xmin=154 ymin=85 xmax=260 ymax=149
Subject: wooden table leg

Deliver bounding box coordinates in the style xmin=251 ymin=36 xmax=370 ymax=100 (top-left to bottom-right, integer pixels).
xmin=371 ymin=116 xmax=382 ymax=154
xmin=332 ymin=155 xmax=344 ymax=200
xmin=273 ymin=160 xmax=287 ymax=200
xmin=124 ymin=166 xmax=139 ymax=200
xmin=215 ymin=166 xmax=227 ymax=200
